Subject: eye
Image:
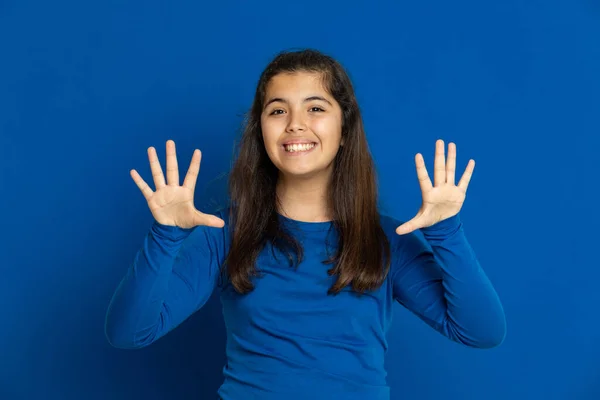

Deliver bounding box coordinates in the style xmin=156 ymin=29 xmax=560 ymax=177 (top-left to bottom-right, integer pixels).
xmin=269 ymin=109 xmax=284 ymax=115
xmin=310 ymin=107 xmax=325 ymax=112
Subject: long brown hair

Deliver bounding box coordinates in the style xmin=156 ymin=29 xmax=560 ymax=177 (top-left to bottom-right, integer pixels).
xmin=222 ymin=48 xmax=390 ymax=295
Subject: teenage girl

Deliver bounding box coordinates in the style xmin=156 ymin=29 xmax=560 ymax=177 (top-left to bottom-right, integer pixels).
xmin=105 ymin=49 xmax=506 ymax=400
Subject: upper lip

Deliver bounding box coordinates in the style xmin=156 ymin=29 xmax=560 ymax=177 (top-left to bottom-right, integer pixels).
xmin=281 ymin=139 xmax=317 ymax=146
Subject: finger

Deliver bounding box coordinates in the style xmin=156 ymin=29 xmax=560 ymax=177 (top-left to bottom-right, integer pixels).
xmin=130 ymin=169 xmax=153 ymax=201
xmin=415 ymin=153 xmax=433 ymax=192
xmin=194 ymin=210 xmax=225 ymax=228
xmin=183 ymin=149 xmax=201 ymax=190
xmin=446 ymin=142 xmax=456 ymax=185
xmin=457 ymin=159 xmax=475 ymax=191
xmin=166 ymin=140 xmax=179 ymax=186
xmin=434 ymin=139 xmax=446 ymax=186
xmin=147 ymin=146 xmax=166 ymax=189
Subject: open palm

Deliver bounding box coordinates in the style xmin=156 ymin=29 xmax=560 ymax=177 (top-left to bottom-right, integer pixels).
xmin=130 ymin=140 xmax=225 ymax=229
xmin=396 ymin=139 xmax=475 ymax=235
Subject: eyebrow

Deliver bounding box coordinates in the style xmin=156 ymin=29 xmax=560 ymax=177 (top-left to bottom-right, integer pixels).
xmin=263 ymin=95 xmax=333 ymax=109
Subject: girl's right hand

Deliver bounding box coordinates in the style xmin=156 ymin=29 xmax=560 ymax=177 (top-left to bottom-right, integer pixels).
xmin=130 ymin=140 xmax=225 ymax=229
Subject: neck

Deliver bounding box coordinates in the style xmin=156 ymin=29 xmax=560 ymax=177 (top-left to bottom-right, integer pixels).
xmin=276 ymin=173 xmax=331 ymax=223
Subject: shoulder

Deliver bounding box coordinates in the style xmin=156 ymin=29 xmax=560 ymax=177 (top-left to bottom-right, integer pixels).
xmin=378 ymin=212 xmax=431 ymax=269
xmin=378 ymin=212 xmax=421 ymax=245
xmin=377 ymin=213 xmax=402 ymax=236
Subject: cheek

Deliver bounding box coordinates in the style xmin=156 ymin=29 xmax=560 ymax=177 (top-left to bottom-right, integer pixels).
xmin=261 ymin=121 xmax=277 ymax=146
xmin=261 ymin=129 xmax=283 ymax=162
xmin=312 ymin=118 xmax=342 ymax=145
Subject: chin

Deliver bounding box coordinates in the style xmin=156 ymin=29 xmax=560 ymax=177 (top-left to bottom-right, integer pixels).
xmin=281 ymin=168 xmax=316 ymax=178
xmin=279 ymin=164 xmax=331 ymax=180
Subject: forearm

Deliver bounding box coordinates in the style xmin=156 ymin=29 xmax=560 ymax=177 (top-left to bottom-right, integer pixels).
xmin=421 ymin=215 xmax=506 ymax=348
xmin=105 ymin=223 xmax=198 ymax=349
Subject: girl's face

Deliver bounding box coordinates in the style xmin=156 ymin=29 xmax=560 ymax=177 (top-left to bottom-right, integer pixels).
xmin=261 ymin=71 xmax=343 ymax=181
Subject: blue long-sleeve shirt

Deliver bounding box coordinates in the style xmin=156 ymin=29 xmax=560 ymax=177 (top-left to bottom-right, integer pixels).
xmin=105 ymin=209 xmax=506 ymax=399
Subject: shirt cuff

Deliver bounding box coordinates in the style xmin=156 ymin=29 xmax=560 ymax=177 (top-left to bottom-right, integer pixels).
xmin=150 ymin=220 xmax=195 ymax=242
xmin=420 ymin=213 xmax=462 ymax=236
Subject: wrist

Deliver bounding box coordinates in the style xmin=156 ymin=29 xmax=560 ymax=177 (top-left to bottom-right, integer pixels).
xmin=421 ymin=213 xmax=461 ymax=234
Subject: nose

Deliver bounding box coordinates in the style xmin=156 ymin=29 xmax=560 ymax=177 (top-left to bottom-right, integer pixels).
xmin=285 ymin=110 xmax=306 ymax=133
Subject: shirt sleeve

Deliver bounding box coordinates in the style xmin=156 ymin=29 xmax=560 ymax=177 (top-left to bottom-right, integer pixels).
xmin=104 ymin=219 xmax=226 ymax=349
xmin=390 ymin=213 xmax=506 ymax=348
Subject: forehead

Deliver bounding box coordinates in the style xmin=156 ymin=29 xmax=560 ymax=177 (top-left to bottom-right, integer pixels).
xmin=265 ymin=71 xmax=327 ymax=96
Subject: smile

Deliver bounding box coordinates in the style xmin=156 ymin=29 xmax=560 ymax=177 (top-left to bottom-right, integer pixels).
xmin=283 ymin=142 xmax=317 ymax=154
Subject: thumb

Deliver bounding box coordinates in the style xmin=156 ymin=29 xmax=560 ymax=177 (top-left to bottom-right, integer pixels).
xmin=395 ymin=217 xmax=422 ymax=235
xmin=194 ymin=210 xmax=225 ymax=228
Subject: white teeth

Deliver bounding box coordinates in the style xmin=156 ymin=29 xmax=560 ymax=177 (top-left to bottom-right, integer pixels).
xmin=284 ymin=143 xmax=316 ymax=152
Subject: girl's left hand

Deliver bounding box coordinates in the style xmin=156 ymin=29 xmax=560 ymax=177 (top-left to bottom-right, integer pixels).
xmin=396 ymin=139 xmax=475 ymax=235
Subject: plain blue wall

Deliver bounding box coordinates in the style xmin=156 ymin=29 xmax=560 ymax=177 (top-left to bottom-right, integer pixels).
xmin=1 ymin=1 xmax=599 ymax=399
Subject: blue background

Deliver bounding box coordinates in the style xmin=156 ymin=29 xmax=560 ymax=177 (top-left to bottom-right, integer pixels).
xmin=1 ymin=1 xmax=599 ymax=399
